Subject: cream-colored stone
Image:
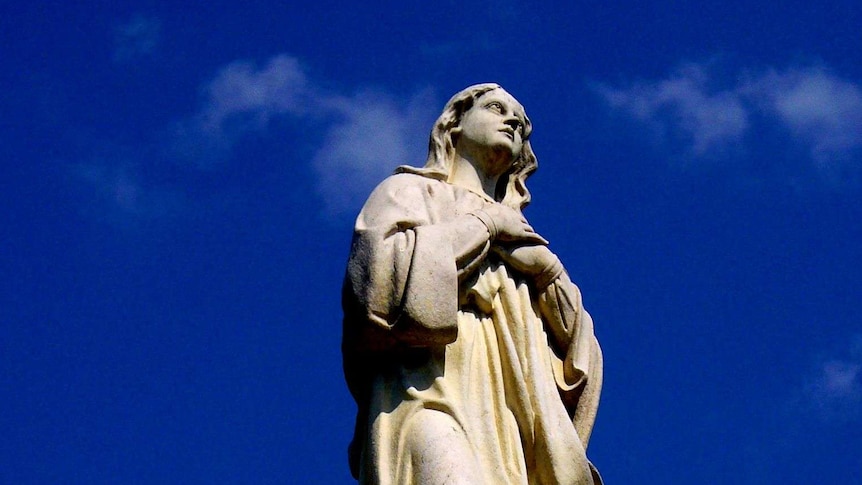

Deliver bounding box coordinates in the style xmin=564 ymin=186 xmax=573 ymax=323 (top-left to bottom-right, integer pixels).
xmin=343 ymin=84 xmax=603 ymax=484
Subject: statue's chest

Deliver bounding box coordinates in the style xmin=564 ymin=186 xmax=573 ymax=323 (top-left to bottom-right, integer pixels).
xmin=424 ymin=186 xmax=491 ymax=224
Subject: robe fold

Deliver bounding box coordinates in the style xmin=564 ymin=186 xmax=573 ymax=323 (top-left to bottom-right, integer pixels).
xmin=343 ymin=172 xmax=602 ymax=485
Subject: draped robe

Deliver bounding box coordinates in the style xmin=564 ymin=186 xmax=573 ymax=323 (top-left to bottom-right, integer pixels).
xmin=343 ymin=172 xmax=603 ymax=484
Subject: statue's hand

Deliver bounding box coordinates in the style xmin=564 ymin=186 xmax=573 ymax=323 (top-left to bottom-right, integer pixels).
xmin=493 ymin=243 xmax=560 ymax=277
xmin=480 ymin=204 xmax=548 ymax=245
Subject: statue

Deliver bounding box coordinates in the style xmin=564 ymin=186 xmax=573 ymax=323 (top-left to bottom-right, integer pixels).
xmin=342 ymin=83 xmax=603 ymax=484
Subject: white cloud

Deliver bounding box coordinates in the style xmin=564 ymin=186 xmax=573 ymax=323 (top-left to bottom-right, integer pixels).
xmin=171 ymin=55 xmax=312 ymax=166
xmin=819 ymin=361 xmax=860 ymax=396
xmin=746 ymin=67 xmax=862 ymax=165
xmin=598 ymin=64 xmax=748 ymax=155
xmin=739 ymin=335 xmax=862 ymax=480
xmin=169 ymin=54 xmax=438 ymax=216
xmin=113 ymin=15 xmax=161 ymax=62
xmin=801 ymin=336 xmax=862 ymax=423
xmin=200 ymin=55 xmax=311 ymax=132
xmin=77 ymin=52 xmax=438 ymax=222
xmin=597 ymin=63 xmax=862 ymax=176
xmin=312 ymin=89 xmax=437 ymax=216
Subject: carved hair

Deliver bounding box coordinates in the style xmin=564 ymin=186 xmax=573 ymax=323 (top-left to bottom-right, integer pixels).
xmin=397 ymin=83 xmax=537 ymax=210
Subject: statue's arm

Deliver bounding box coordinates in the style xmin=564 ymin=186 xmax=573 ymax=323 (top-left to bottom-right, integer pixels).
xmin=345 ymin=176 xmax=491 ymax=350
xmin=490 ymin=242 xmax=592 ymax=379
xmin=538 ymin=272 xmax=603 ymax=446
xmin=538 ymin=272 xmax=590 ymax=383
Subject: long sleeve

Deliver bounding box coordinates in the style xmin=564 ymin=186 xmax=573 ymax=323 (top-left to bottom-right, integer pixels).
xmin=538 ymin=271 xmax=603 ymax=447
xmin=344 ymin=174 xmax=491 ymax=352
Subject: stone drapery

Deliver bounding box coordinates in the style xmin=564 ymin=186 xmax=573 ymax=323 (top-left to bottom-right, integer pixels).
xmin=343 ymin=172 xmax=602 ymax=485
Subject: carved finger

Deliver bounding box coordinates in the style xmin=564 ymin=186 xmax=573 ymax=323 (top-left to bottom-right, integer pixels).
xmin=525 ymin=233 xmax=549 ymax=245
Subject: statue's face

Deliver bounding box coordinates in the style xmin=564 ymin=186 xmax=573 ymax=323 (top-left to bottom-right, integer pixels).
xmin=455 ymin=89 xmax=526 ymax=173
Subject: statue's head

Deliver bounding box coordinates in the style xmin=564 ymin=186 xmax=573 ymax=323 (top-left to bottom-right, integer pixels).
xmin=422 ymin=83 xmax=537 ymax=210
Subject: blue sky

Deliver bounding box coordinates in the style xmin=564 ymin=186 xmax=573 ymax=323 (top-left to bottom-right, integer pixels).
xmin=2 ymin=1 xmax=861 ymax=483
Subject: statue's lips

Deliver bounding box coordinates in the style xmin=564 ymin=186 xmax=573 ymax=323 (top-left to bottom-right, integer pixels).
xmin=499 ymin=127 xmax=515 ymax=140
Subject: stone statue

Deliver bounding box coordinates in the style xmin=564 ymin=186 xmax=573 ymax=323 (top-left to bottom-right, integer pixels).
xmin=342 ymin=83 xmax=603 ymax=484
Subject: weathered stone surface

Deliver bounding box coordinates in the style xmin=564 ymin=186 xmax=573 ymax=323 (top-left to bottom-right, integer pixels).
xmin=343 ymin=84 xmax=603 ymax=484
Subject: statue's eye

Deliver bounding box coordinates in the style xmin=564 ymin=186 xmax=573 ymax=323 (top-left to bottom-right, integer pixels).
xmin=486 ymin=102 xmax=504 ymax=114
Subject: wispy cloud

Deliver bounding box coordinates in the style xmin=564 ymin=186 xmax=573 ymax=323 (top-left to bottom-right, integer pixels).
xmin=800 ymin=336 xmax=862 ymax=423
xmin=170 ymin=55 xmax=312 ymax=166
xmin=746 ymin=67 xmax=862 ymax=166
xmin=81 ymin=43 xmax=439 ymax=221
xmin=741 ymin=334 xmax=862 ymax=481
xmin=598 ymin=64 xmax=748 ymax=155
xmin=113 ymin=15 xmax=161 ymax=62
xmin=200 ymin=55 xmax=311 ymax=129
xmin=74 ymin=160 xmax=185 ymax=223
xmin=313 ymin=90 xmax=436 ymax=215
xmin=596 ymin=63 xmax=862 ymax=182
xmin=170 ymin=54 xmax=437 ymax=216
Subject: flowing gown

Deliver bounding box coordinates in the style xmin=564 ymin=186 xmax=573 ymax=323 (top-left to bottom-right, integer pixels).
xmin=343 ymin=172 xmax=603 ymax=485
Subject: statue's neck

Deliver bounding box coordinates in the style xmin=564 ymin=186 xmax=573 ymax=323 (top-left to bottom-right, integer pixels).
xmin=449 ymin=154 xmax=500 ymax=200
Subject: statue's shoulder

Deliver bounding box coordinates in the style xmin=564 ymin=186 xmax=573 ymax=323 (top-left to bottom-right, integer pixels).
xmin=357 ymin=172 xmax=448 ymax=224
xmin=368 ymin=170 xmax=443 ymax=198
xmin=381 ymin=170 xmax=440 ymax=188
